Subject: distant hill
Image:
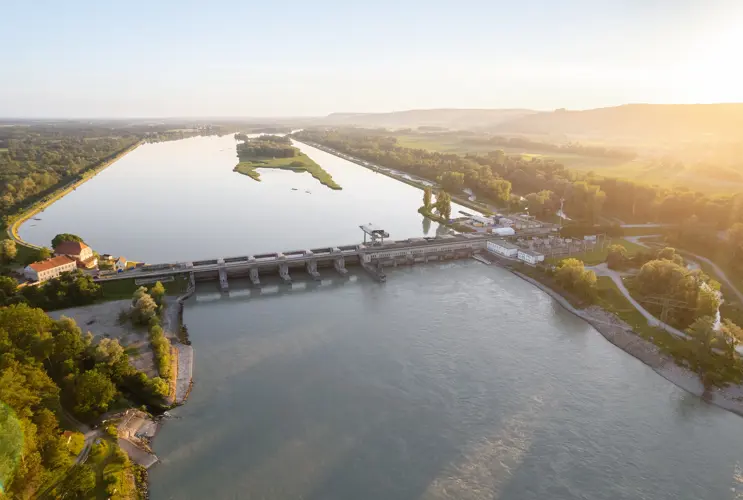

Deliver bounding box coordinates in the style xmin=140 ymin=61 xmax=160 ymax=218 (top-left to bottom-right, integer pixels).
xmin=318 ymin=108 xmax=539 ymax=130
xmin=489 ymin=104 xmax=743 ymax=144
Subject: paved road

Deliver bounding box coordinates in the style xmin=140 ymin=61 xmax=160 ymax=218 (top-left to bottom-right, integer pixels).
xmin=589 ymin=263 xmax=688 ymax=338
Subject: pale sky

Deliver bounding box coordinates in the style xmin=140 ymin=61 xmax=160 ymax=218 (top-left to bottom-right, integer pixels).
xmin=2 ymin=0 xmax=742 ymax=117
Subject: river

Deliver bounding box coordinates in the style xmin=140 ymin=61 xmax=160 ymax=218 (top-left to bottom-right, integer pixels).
xmin=150 ymin=262 xmax=743 ymax=499
xmin=20 ymin=136 xmax=743 ymax=498
xmin=18 ymin=135 xmax=468 ymax=263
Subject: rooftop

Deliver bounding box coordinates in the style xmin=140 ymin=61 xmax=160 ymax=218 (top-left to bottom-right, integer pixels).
xmin=490 ymin=239 xmax=519 ymax=250
xmin=28 ymin=255 xmax=75 ymax=273
xmin=54 ymin=240 xmax=90 ymax=255
xmin=519 ymin=249 xmax=544 ymax=257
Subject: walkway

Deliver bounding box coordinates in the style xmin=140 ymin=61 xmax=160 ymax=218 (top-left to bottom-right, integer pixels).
xmin=680 ymin=252 xmax=743 ymax=305
xmin=588 ymin=263 xmax=688 ymax=338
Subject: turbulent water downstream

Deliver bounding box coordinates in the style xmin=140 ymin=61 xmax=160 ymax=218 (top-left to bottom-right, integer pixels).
xmin=18 ymin=136 xmax=743 ymax=499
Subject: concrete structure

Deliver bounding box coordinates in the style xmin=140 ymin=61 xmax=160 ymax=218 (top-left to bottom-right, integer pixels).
xmin=487 ymin=239 xmax=519 ymax=258
xmin=469 ymin=214 xmax=494 ymax=226
xmin=360 ymin=223 xmax=390 ymax=245
xmin=95 ymin=233 xmax=494 ymax=287
xmin=54 ymin=240 xmax=97 ymax=269
xmin=518 ymin=248 xmax=545 ymax=266
xmin=24 ymin=255 xmax=77 ymax=282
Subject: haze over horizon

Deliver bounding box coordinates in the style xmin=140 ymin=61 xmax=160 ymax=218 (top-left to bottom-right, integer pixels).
xmin=3 ymin=0 xmax=743 ymax=118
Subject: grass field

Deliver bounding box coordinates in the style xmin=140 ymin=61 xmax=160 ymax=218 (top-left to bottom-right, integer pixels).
xmin=547 ymin=238 xmax=646 ymax=266
xmin=234 ymin=153 xmax=342 ymax=190
xmin=394 ymin=133 xmax=743 ymax=194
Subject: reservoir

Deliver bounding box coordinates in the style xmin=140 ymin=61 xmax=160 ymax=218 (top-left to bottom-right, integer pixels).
xmin=151 ymin=262 xmax=743 ymax=499
xmin=18 ymin=135 xmax=743 ymax=498
xmin=18 ymin=135 xmax=468 ymax=263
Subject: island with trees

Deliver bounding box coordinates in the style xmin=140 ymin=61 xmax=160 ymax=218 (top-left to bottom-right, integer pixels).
xmin=233 ymin=134 xmax=341 ymax=190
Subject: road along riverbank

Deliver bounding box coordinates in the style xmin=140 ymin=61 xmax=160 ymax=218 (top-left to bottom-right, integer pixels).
xmin=514 ymin=271 xmax=743 ymax=418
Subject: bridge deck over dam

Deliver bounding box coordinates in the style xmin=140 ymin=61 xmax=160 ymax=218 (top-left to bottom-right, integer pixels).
xmin=97 ymin=233 xmax=503 ymax=287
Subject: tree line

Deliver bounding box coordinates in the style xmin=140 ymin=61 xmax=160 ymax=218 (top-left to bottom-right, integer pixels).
xmin=236 ymin=134 xmax=297 ymax=159
xmin=295 ymin=128 xmax=743 ymax=231
xmin=0 ymin=127 xmax=138 ymax=218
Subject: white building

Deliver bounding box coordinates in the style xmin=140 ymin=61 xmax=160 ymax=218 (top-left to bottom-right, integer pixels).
xmin=115 ymin=257 xmax=128 ymax=272
xmin=492 ymin=227 xmax=516 ymax=237
xmin=24 ymin=255 xmax=77 ymax=282
xmin=517 ymin=249 xmax=545 ymax=266
xmin=486 ymin=239 xmax=519 ymax=258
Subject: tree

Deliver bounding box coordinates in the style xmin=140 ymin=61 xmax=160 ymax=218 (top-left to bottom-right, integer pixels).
xmin=423 ymin=186 xmax=432 ymax=210
xmin=554 ymin=258 xmax=597 ymax=299
xmin=657 ymin=247 xmax=684 ymax=266
xmin=38 ymin=247 xmax=52 ymax=260
xmin=150 ymin=281 xmax=166 ymax=307
xmin=606 ymin=244 xmax=628 ymax=270
xmin=131 ymin=286 xmax=149 ymax=306
xmin=133 ymin=294 xmax=158 ymax=325
xmin=51 ymin=233 xmax=83 ymax=249
xmin=94 ymin=338 xmax=125 ymax=366
xmin=73 ymin=369 xmax=116 ymax=416
xmin=0 ymin=239 xmax=17 ymax=263
xmin=58 ymin=463 xmax=96 ymax=497
xmin=440 ymin=171 xmax=465 ymax=192
xmin=635 ymin=259 xmax=719 ymax=328
xmin=0 ymin=275 xmax=18 ymax=305
xmin=435 ymin=191 xmax=452 ymax=221
xmin=686 ymin=316 xmax=721 ymax=384
xmin=696 ymin=284 xmax=721 ymax=319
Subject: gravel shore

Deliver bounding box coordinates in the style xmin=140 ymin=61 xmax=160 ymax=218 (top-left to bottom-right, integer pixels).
xmin=515 ymin=272 xmax=743 ymax=418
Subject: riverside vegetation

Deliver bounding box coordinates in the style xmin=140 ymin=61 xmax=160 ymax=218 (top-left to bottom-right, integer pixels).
xmin=0 ymin=303 xmax=168 ymax=498
xmin=529 ymin=244 xmax=743 ymax=389
xmin=233 ymin=134 xmax=342 ymax=190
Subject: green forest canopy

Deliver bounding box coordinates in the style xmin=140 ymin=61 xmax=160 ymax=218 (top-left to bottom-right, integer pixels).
xmin=0 ymin=303 xmax=167 ymax=497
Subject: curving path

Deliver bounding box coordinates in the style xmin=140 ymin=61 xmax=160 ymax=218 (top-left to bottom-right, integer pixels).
xmin=679 ymin=252 xmax=743 ymax=305
xmin=588 ymin=263 xmax=688 ymax=338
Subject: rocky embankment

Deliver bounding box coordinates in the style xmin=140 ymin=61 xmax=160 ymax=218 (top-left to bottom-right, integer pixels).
xmin=515 ymin=272 xmax=743 ymax=418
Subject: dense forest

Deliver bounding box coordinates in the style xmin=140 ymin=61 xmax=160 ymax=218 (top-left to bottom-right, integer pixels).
xmin=295 ymin=128 xmax=743 ymax=230
xmin=0 ymin=304 xmax=167 ymax=498
xmin=0 ymin=127 xmax=137 ymax=217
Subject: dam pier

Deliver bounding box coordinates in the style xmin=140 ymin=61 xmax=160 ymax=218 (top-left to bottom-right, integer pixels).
xmin=98 ymin=225 xmax=507 ymax=290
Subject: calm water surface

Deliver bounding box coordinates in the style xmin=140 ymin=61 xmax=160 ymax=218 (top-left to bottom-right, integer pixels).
xmin=19 ymin=135 xmax=466 ymax=262
xmin=151 ymin=263 xmax=743 ymax=500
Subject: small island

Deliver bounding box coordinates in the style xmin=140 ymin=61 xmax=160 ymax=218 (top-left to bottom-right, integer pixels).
xmin=233 ymin=134 xmax=342 ymax=190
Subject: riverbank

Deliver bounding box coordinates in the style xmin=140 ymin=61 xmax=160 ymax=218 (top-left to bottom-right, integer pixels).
xmin=295 ymin=139 xmax=493 ymax=215
xmin=513 ymin=270 xmax=743 ymax=417
xmin=6 ymin=140 xmax=143 ymax=251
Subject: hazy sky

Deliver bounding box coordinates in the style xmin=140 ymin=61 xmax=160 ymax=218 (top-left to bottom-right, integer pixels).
xmin=3 ymin=0 xmax=742 ymax=117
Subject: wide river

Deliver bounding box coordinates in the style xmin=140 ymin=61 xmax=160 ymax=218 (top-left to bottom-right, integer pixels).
xmin=19 ymin=135 xmax=467 ymax=262
xmin=21 ymin=136 xmax=743 ymax=498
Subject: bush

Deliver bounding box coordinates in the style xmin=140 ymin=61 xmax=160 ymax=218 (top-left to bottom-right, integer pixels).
xmin=149 ymin=323 xmax=172 ymax=380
